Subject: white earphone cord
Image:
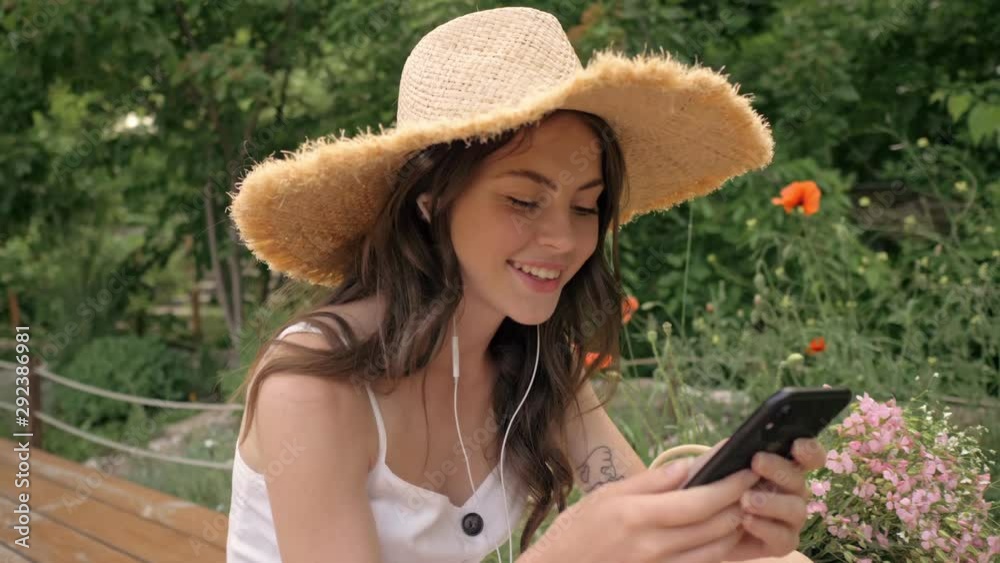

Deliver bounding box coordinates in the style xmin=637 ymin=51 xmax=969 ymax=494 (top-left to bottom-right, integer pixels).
xmin=452 ymin=316 xmax=540 ymax=563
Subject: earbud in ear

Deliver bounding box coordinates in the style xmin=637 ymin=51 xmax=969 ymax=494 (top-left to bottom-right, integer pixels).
xmin=417 ymin=195 xmax=431 ymax=222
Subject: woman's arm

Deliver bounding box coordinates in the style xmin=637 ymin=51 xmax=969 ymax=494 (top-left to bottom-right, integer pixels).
xmin=253 ymin=330 xmax=382 ymax=563
xmin=555 ymin=377 xmax=647 ymax=495
xmin=553 ymin=378 xmax=815 ymax=563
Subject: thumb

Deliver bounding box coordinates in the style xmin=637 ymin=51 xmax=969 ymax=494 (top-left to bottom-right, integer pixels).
xmin=614 ymin=458 xmax=694 ymax=496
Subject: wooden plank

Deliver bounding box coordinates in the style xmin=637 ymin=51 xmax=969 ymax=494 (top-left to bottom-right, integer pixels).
xmin=0 ymin=439 xmax=228 ymax=550
xmin=0 ymin=494 xmax=137 ymax=562
xmin=0 ymin=458 xmax=225 ymax=562
xmin=0 ymin=543 xmax=35 ymax=563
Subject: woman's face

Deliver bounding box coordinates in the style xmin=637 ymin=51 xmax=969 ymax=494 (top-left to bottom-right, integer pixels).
xmin=449 ymin=112 xmax=605 ymax=325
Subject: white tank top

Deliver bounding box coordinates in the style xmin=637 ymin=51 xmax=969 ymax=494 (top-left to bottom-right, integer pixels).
xmin=226 ymin=321 xmax=530 ymax=562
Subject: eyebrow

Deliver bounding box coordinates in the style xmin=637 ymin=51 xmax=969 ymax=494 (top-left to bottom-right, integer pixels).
xmin=496 ymin=168 xmax=603 ymax=192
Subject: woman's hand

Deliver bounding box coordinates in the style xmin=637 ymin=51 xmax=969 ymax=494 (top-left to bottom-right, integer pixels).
xmin=722 ymin=438 xmax=827 ymax=561
xmin=518 ymin=454 xmax=760 ymax=563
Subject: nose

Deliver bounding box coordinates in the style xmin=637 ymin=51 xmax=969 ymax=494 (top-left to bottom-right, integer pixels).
xmin=534 ymin=204 xmax=576 ymax=253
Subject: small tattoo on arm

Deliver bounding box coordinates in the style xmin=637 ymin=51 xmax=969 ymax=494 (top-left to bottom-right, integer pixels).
xmin=576 ymin=445 xmax=625 ymax=493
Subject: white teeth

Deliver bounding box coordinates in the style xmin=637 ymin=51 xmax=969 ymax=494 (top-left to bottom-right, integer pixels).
xmin=510 ymin=261 xmax=560 ymax=280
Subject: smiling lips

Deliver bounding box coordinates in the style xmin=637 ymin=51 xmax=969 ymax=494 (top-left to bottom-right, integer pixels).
xmin=507 ymin=260 xmax=562 ymax=280
xmin=507 ymin=260 xmax=563 ymax=294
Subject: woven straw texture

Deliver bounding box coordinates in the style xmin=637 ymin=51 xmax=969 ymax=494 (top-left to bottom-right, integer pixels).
xmin=228 ymin=6 xmax=775 ymax=288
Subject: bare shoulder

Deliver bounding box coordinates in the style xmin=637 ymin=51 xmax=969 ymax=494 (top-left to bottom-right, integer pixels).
xmin=246 ymin=329 xmax=378 ymax=469
xmin=239 ymin=298 xmax=384 ymax=473
xmin=249 ymin=309 xmax=385 ymax=562
xmin=307 ymin=295 xmax=385 ymax=340
xmin=262 ymin=295 xmax=386 ymax=403
xmin=253 ymin=350 xmax=372 ymax=442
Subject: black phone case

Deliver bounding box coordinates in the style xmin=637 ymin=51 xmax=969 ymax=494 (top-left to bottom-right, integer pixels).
xmin=682 ymin=386 xmax=852 ymax=488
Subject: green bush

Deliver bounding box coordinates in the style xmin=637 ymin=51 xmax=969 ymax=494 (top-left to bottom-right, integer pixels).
xmin=51 ymin=335 xmax=204 ymax=429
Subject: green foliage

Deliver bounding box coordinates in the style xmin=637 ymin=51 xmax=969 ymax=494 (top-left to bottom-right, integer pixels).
xmin=125 ymin=413 xmax=240 ymax=513
xmin=43 ymin=402 xmax=158 ymax=463
xmin=51 ymin=335 xmax=207 ymax=428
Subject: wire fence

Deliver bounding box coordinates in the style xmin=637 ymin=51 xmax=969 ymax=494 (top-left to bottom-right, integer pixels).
xmin=0 ymin=351 xmax=994 ymax=476
xmin=0 ymin=359 xmax=240 ymax=471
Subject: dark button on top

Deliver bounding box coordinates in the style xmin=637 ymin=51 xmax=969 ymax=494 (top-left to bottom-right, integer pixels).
xmin=461 ymin=512 xmax=484 ymax=536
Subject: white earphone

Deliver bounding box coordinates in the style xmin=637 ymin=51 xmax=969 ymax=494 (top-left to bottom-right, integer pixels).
xmin=452 ymin=315 xmax=540 ymax=563
xmin=418 ymin=198 xmax=431 ymax=222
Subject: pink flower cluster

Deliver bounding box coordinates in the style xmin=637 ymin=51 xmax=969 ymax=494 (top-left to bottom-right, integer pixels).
xmin=804 ymin=393 xmax=999 ymax=562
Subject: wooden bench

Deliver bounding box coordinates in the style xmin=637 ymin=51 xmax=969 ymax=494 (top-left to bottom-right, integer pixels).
xmin=0 ymin=438 xmax=227 ymax=562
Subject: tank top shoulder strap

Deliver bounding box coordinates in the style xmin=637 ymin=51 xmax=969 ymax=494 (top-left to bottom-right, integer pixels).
xmin=276 ymin=319 xmax=386 ymax=463
xmin=276 ymin=320 xmax=350 ymax=347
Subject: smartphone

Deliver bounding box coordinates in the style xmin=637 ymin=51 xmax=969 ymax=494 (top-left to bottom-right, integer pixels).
xmin=682 ymin=386 xmax=852 ymax=489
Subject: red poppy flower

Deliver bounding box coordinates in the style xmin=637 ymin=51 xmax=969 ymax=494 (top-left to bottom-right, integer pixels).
xmin=622 ymin=295 xmax=639 ymax=324
xmin=772 ymin=181 xmax=822 ymax=216
xmin=807 ymin=337 xmax=826 ymax=355
xmin=585 ymin=352 xmax=612 ymax=369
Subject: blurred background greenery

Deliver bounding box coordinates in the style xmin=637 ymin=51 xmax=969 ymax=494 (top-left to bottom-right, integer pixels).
xmin=1 ymin=1 xmax=997 ymax=560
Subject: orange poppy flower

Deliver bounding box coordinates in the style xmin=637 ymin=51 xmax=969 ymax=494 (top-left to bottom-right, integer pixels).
xmin=807 ymin=337 xmax=826 ymax=355
xmin=585 ymin=352 xmax=612 ymax=369
xmin=622 ymin=295 xmax=639 ymax=324
xmin=772 ymin=181 xmax=822 ymax=215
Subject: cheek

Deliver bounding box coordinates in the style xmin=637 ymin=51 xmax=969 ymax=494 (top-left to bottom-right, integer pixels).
xmin=573 ymin=222 xmax=600 ymax=265
xmin=580 ymin=222 xmax=599 ymax=250
xmin=451 ymin=206 xmax=525 ymax=266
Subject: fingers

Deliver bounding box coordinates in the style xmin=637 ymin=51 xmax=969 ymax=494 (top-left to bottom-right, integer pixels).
xmin=636 ymin=468 xmax=760 ymax=527
xmin=791 ymin=438 xmax=826 ymax=471
xmin=653 ymin=504 xmax=744 ymax=554
xmin=743 ymin=448 xmax=811 ymax=559
xmin=613 ymin=458 xmax=694 ymax=496
xmin=741 ymin=513 xmax=800 ymax=556
xmin=751 ymin=451 xmax=807 ymax=498
xmin=669 ymin=528 xmax=744 ymax=563
xmin=741 ymin=489 xmax=808 ymax=528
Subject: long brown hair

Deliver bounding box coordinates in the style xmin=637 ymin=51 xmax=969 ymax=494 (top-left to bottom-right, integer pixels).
xmin=231 ymin=108 xmax=630 ymax=553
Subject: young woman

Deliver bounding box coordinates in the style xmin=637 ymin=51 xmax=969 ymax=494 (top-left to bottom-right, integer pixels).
xmin=225 ymin=7 xmax=824 ymax=563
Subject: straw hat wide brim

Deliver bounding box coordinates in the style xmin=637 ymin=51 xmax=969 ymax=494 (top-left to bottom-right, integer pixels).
xmin=227 ymin=47 xmax=774 ymax=288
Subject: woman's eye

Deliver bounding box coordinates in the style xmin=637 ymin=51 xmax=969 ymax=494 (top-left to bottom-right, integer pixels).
xmin=507 ymin=197 xmax=599 ymax=216
xmin=507 ymin=197 xmax=539 ymax=210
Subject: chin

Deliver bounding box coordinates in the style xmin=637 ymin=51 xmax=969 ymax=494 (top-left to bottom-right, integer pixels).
xmin=504 ymin=298 xmax=558 ymax=326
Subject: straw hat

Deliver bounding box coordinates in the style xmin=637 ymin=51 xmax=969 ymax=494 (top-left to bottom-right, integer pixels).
xmin=227 ymin=6 xmax=774 ymax=288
